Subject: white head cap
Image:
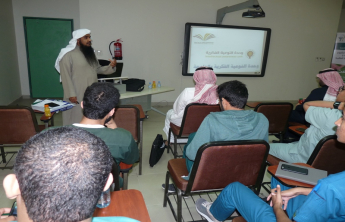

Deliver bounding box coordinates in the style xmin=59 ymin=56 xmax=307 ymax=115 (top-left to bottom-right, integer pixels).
xmin=55 ymin=29 xmax=91 ymax=73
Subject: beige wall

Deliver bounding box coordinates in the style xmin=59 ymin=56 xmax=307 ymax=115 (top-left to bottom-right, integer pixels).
xmin=338 ymin=8 xmax=345 ymax=32
xmin=80 ymin=0 xmax=343 ymax=102
xmin=0 ymin=0 xmax=21 ymax=105
xmin=12 ymin=0 xmax=80 ymax=96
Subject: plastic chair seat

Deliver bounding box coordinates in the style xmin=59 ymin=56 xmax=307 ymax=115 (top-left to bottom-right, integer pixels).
xmin=170 ymin=123 xmax=181 ymax=137
xmin=167 ymin=158 xmax=189 ymax=191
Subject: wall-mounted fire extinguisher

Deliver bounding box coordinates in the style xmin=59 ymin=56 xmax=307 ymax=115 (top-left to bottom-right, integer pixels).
xmin=109 ymin=39 xmax=123 ymax=60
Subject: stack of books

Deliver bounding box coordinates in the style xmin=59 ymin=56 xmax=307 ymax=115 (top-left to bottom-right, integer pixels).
xmin=31 ymin=99 xmax=74 ymax=112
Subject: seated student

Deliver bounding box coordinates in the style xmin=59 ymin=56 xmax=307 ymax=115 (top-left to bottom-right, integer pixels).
xmin=184 ymin=80 xmax=269 ymax=174
xmin=269 ymin=86 xmax=345 ymax=163
xmin=195 ymin=109 xmax=345 ymax=222
xmin=195 ymin=172 xmax=345 ymax=222
xmin=289 ymin=68 xmax=344 ymax=125
xmin=52 ymin=82 xmax=139 ymax=187
xmin=1 ymin=127 xmax=138 ymax=222
xmin=163 ymin=67 xmax=218 ymax=143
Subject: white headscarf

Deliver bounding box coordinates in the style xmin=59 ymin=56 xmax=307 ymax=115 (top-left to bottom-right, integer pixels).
xmin=54 ymin=29 xmax=91 ymax=73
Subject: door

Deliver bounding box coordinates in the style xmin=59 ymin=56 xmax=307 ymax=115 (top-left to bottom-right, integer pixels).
xmin=24 ymin=17 xmax=73 ymax=98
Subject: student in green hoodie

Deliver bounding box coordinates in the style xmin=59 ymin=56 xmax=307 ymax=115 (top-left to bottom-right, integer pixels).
xmin=184 ymin=80 xmax=269 ymax=174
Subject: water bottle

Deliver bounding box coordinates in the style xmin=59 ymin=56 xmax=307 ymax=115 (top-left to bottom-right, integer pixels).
xmin=298 ymin=98 xmax=303 ymax=104
xmin=96 ymin=188 xmax=111 ymax=208
xmin=152 ymin=81 xmax=156 ymax=88
xmin=44 ymin=104 xmax=51 ymax=117
xmin=157 ymin=81 xmax=161 ymax=88
xmin=148 ymin=82 xmax=152 ymax=89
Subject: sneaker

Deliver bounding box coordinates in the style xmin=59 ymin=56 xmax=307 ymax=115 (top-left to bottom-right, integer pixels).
xmin=162 ymin=183 xmax=176 ymax=193
xmin=195 ymin=198 xmax=220 ymax=222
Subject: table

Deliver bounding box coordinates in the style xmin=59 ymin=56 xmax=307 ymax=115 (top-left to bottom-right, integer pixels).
xmin=120 ymin=86 xmax=175 ymax=115
xmin=289 ymin=125 xmax=308 ymax=136
xmin=246 ymin=102 xmax=261 ymax=108
xmin=33 ymin=109 xmax=55 ymax=129
xmin=39 ymin=112 xmax=55 ymax=128
xmin=267 ymin=163 xmax=315 ymax=188
xmin=93 ymin=189 xmax=151 ymax=222
xmin=98 ymin=76 xmax=129 ymax=84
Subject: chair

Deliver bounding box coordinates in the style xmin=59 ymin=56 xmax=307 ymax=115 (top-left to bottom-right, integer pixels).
xmin=163 ymin=140 xmax=269 ymax=222
xmin=254 ymin=102 xmax=293 ymax=142
xmin=132 ymin=104 xmax=146 ymax=175
xmin=113 ymin=105 xmax=140 ymax=189
xmin=267 ymin=135 xmax=345 ymax=172
xmin=116 ymin=104 xmax=145 ymax=176
xmin=306 ymin=135 xmax=345 ymax=174
xmin=111 ymin=161 xmax=121 ymax=191
xmin=0 ymin=106 xmax=44 ymax=169
xmin=167 ymin=103 xmax=221 ymax=158
xmin=264 ymin=135 xmax=345 ymax=195
xmin=232 ymin=217 xmax=247 ymax=222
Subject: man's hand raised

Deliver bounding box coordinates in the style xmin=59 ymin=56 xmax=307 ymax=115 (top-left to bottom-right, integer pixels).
xmin=109 ymin=59 xmax=117 ymax=68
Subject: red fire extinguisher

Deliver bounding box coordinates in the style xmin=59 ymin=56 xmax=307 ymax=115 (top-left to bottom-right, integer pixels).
xmin=109 ymin=39 xmax=123 ymax=60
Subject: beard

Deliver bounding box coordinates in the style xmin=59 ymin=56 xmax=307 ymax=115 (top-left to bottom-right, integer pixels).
xmin=79 ymin=42 xmax=98 ymax=67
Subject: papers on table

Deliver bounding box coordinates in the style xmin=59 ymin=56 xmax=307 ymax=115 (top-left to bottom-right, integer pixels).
xmin=31 ymin=99 xmax=74 ymax=112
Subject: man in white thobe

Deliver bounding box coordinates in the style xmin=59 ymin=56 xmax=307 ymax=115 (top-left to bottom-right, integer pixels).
xmin=55 ymin=29 xmax=116 ymax=125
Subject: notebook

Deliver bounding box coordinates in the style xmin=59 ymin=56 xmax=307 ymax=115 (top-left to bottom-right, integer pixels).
xmin=275 ymin=162 xmax=327 ymax=185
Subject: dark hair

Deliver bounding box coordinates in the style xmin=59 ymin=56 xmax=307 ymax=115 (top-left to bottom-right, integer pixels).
xmin=217 ymin=80 xmax=248 ymax=109
xmin=82 ymin=82 xmax=120 ymax=119
xmin=14 ymin=127 xmax=113 ymax=222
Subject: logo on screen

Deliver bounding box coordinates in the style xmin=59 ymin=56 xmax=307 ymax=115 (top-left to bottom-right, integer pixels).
xmin=193 ymin=33 xmax=215 ymax=41
xmin=247 ymin=50 xmax=254 ymax=59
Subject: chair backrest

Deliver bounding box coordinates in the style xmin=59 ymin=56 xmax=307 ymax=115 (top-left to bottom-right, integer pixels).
xmin=307 ymin=135 xmax=345 ymax=175
xmin=186 ymin=140 xmax=269 ymax=195
xmin=179 ymin=103 xmax=221 ymax=136
xmin=114 ymin=105 xmax=140 ymax=142
xmin=254 ymin=102 xmax=293 ymax=134
xmin=0 ymin=106 xmax=39 ymax=144
xmin=111 ymin=160 xmax=120 ymax=191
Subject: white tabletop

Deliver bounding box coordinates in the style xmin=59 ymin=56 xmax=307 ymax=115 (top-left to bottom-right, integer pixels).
xmin=120 ymin=86 xmax=175 ymax=99
xmin=98 ymin=76 xmax=130 ymax=81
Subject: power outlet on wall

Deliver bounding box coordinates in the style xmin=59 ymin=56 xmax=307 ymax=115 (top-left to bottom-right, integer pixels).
xmin=315 ymin=57 xmax=325 ymax=62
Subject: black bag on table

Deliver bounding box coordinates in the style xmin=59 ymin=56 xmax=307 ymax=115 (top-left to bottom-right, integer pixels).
xmin=149 ymin=134 xmax=165 ymax=167
xmin=122 ymin=78 xmax=145 ymax=92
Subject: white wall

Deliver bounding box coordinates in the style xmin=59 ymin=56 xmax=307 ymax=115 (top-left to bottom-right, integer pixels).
xmin=12 ymin=0 xmax=80 ymax=96
xmin=80 ymin=0 xmax=342 ymax=102
xmin=0 ymin=0 xmax=21 ymax=105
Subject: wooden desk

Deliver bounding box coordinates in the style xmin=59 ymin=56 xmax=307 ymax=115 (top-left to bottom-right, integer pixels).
xmin=246 ymin=102 xmax=261 ymax=108
xmin=120 ymin=86 xmax=175 ymax=115
xmin=289 ymin=125 xmax=308 ymax=136
xmin=39 ymin=112 xmax=55 ymax=128
xmin=93 ymin=189 xmax=151 ymax=222
xmin=33 ymin=109 xmax=55 ymax=129
xmin=268 ymin=163 xmax=315 ymax=188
